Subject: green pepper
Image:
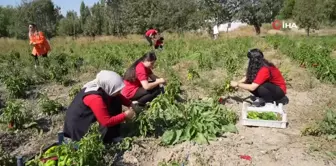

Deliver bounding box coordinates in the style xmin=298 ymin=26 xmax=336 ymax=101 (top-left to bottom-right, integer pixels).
xmin=45 ymin=160 xmax=56 ymax=166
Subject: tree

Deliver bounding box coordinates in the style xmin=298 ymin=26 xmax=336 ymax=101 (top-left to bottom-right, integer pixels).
xmin=104 ymin=0 xmax=127 ymax=36
xmin=80 ymin=1 xmax=90 ymax=27
xmin=236 ymin=0 xmax=284 ymax=35
xmin=121 ymin=0 xmax=162 ymax=34
xmin=293 ymin=0 xmax=324 ymax=36
xmin=279 ymin=0 xmax=295 ymax=19
xmin=0 ymin=7 xmax=11 ymax=37
xmin=7 ymin=0 xmax=62 ymax=39
xmin=162 ymin=0 xmax=204 ymax=33
xmin=86 ymin=2 xmax=104 ymax=35
xmin=57 ymin=11 xmax=81 ymax=37
xmin=322 ymin=0 xmax=336 ymax=25
xmin=25 ymin=0 xmax=60 ymax=38
xmin=203 ymin=0 xmax=239 ymax=26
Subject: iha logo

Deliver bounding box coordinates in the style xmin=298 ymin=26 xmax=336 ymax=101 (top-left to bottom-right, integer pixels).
xmin=272 ymin=19 xmax=298 ymax=30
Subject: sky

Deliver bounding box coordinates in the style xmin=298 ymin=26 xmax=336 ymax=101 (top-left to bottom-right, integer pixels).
xmin=0 ymin=0 xmax=99 ymax=15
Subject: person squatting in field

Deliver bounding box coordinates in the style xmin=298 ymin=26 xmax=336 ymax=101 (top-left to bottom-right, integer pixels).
xmin=154 ymin=37 xmax=164 ymax=50
xmin=122 ymin=51 xmax=166 ymax=107
xmin=213 ymin=24 xmax=219 ymax=40
xmin=144 ymin=28 xmax=159 ymax=47
xmin=28 ymin=23 xmax=51 ymax=68
xmin=63 ymin=70 xmax=136 ymax=144
xmin=230 ymin=49 xmax=288 ymax=107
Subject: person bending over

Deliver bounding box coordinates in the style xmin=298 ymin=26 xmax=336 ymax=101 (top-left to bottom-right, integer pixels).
xmin=155 ymin=37 xmax=164 ymax=50
xmin=230 ymin=49 xmax=288 ymax=107
xmin=122 ymin=52 xmax=165 ymax=106
xmin=144 ymin=28 xmax=158 ymax=47
xmin=63 ymin=70 xmax=136 ymax=144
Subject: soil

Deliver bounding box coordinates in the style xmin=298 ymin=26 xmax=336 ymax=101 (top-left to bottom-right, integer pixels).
xmin=0 ymin=132 xmax=30 ymax=152
xmin=331 ymin=51 xmax=336 ymax=60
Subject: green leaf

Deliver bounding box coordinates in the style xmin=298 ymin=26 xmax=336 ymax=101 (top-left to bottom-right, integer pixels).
xmin=171 ymin=130 xmax=183 ymax=145
xmin=193 ymin=132 xmax=209 ymax=145
xmin=195 ymin=122 xmax=205 ymax=132
xmin=325 ymin=151 xmax=336 ymax=157
xmin=222 ymin=124 xmax=238 ymax=133
xmin=162 ymin=130 xmax=176 ymax=145
xmin=188 ymin=126 xmax=196 ymax=140
xmin=24 ymin=121 xmax=38 ymax=128
xmin=327 ymin=135 xmax=336 ymax=140
xmin=180 ymin=127 xmax=191 ymax=141
xmin=207 ymin=133 xmax=217 ymax=141
xmin=201 ymin=111 xmax=214 ymax=117
xmin=208 ymin=124 xmax=216 ymax=134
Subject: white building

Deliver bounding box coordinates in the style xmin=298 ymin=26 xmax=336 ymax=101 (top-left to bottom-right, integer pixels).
xmin=217 ymin=21 xmax=248 ymax=32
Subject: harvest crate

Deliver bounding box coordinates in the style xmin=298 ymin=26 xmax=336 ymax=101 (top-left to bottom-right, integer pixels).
xmin=241 ymin=102 xmax=288 ymax=128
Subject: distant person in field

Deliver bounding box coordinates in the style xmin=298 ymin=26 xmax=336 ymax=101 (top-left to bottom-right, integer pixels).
xmin=213 ymin=24 xmax=219 ymax=40
xmin=154 ymin=37 xmax=164 ymax=50
xmin=28 ymin=23 xmax=51 ymax=68
xmin=63 ymin=70 xmax=136 ymax=144
xmin=145 ymin=28 xmax=158 ymax=47
xmin=122 ymin=51 xmax=165 ymax=107
xmin=230 ymin=49 xmax=288 ymax=107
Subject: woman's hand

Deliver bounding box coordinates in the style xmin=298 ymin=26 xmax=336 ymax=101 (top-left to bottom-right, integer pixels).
xmin=156 ymin=78 xmax=166 ymax=84
xmin=238 ymin=76 xmax=247 ymax=83
xmin=124 ymin=109 xmax=136 ymax=120
xmin=230 ymin=81 xmax=239 ymax=88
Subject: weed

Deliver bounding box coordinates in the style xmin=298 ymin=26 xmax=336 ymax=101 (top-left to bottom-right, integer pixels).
xmin=68 ymin=85 xmax=82 ymax=100
xmin=26 ymin=123 xmax=107 ymax=166
xmin=0 ymin=100 xmax=36 ymax=130
xmin=39 ymin=96 xmax=64 ymax=116
xmin=135 ymin=77 xmax=238 ymax=145
xmin=187 ymin=68 xmax=200 ymax=81
xmin=0 ymin=145 xmax=16 ymax=166
xmin=158 ymin=161 xmax=181 ymax=166
xmin=3 ymin=75 xmax=32 ymax=98
xmin=266 ymin=36 xmax=336 ymax=83
xmin=302 ymin=109 xmax=336 ymax=139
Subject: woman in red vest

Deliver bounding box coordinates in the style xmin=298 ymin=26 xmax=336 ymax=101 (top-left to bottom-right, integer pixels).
xmin=29 ymin=23 xmax=51 ymax=68
xmin=230 ymin=49 xmax=288 ymax=107
xmin=122 ymin=52 xmax=166 ymax=106
xmin=144 ymin=28 xmax=158 ymax=47
xmin=64 ymin=70 xmax=136 ymax=143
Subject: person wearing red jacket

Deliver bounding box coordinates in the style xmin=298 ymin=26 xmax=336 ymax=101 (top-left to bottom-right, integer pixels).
xmin=28 ymin=23 xmax=51 ymax=68
xmin=154 ymin=37 xmax=164 ymax=50
xmin=230 ymin=49 xmax=288 ymax=107
xmin=63 ymin=70 xmax=136 ymax=144
xmin=144 ymin=28 xmax=158 ymax=47
xmin=122 ymin=51 xmax=166 ymax=107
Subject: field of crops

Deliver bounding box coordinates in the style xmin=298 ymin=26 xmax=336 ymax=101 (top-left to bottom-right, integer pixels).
xmin=0 ymin=31 xmax=335 ymax=166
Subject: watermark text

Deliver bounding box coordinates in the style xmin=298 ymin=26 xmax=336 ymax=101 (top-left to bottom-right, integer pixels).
xmin=272 ymin=20 xmax=298 ymax=30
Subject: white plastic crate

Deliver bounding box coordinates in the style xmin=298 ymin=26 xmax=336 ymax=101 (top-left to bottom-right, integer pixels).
xmin=241 ymin=102 xmax=287 ymax=128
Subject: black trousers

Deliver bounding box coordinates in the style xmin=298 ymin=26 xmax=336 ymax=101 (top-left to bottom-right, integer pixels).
xmin=31 ymin=53 xmax=48 ymax=65
xmin=131 ymin=85 xmax=163 ymax=106
xmin=155 ymin=45 xmax=163 ymax=49
xmin=99 ymin=124 xmax=120 ymax=144
xmin=250 ymin=82 xmax=285 ymax=103
xmin=145 ymin=35 xmax=153 ymax=46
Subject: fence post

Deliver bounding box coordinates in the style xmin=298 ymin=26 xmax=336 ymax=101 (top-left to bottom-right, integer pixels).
xmin=16 ymin=156 xmax=24 ymax=166
xmin=58 ymin=131 xmax=64 ymax=145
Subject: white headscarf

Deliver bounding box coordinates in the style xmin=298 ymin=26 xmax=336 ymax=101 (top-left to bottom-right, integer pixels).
xmin=83 ymin=70 xmax=125 ymax=96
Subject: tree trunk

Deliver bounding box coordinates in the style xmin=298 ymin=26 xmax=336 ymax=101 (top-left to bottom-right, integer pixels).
xmin=254 ymin=24 xmax=261 ymax=35
xmin=307 ymin=27 xmax=310 ymax=36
